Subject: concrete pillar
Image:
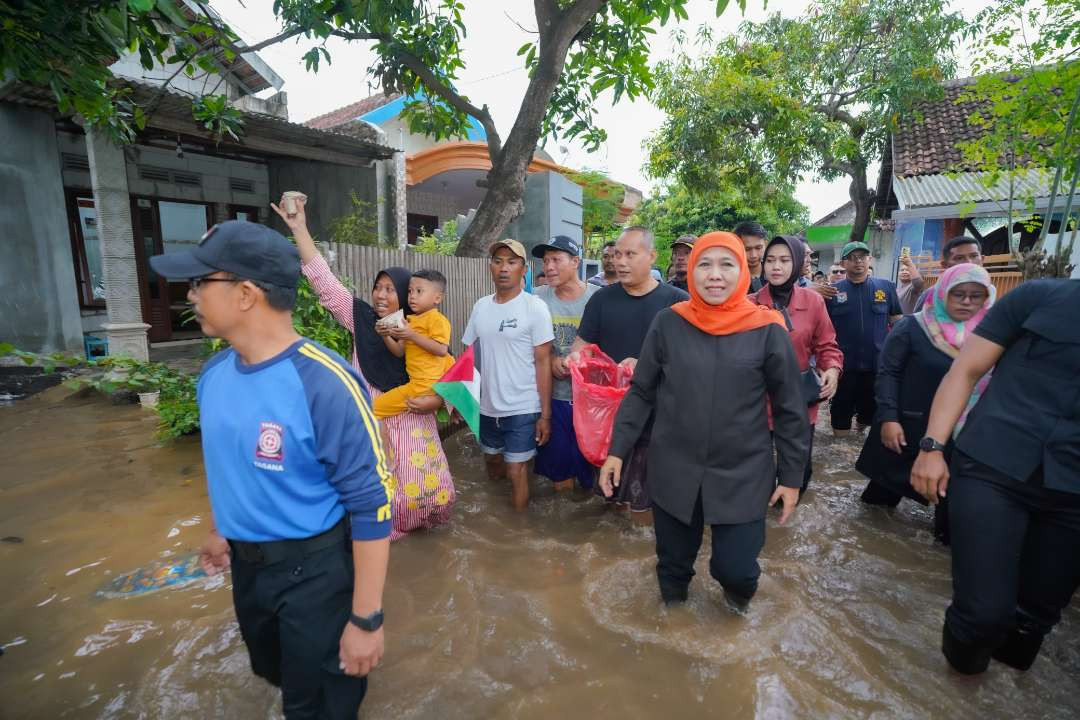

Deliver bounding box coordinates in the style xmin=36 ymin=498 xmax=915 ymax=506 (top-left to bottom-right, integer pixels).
xmin=212 ymin=202 xmax=230 ymax=225
xmin=0 ymin=105 xmax=86 ymax=355
xmin=85 ymin=128 xmax=150 ymax=360
xmin=388 ymin=151 xmax=408 ymax=249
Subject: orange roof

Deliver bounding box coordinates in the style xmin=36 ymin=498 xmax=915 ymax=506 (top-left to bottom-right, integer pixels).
xmin=406 ymin=141 xmax=561 ymax=185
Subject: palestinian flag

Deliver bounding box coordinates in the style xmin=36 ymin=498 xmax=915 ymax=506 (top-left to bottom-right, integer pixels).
xmin=434 ymin=345 xmax=480 ymax=440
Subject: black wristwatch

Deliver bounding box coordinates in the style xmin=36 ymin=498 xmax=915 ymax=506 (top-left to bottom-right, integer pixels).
xmin=349 ymin=609 xmax=384 ymax=632
xmin=918 ymin=437 xmax=947 ymax=453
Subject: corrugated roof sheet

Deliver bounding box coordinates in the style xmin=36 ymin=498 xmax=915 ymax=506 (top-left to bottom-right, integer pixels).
xmin=893 ymin=168 xmax=1052 ymax=209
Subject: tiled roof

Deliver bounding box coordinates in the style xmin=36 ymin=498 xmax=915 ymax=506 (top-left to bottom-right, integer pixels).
xmin=304 ymin=93 xmax=402 ymax=130
xmin=892 ymin=79 xmax=994 ymax=178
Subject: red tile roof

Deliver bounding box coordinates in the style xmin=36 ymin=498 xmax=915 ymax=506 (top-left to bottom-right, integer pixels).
xmin=304 ymin=92 xmax=402 ymax=130
xmin=892 ymin=79 xmax=994 ymax=178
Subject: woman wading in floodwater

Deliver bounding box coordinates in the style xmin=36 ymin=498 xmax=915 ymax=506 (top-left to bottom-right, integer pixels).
xmin=272 ymin=197 xmax=455 ymax=540
xmin=856 ymin=263 xmax=995 ymax=544
xmin=598 ymin=232 xmax=809 ymax=610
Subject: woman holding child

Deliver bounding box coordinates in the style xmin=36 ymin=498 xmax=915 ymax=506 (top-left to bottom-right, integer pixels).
xmin=272 ymin=197 xmax=455 ymax=540
xmin=598 ymin=231 xmax=809 ymax=611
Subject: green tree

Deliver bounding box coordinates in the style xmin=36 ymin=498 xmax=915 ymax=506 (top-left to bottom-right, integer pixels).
xmin=953 ymin=0 xmax=1079 ymax=264
xmin=0 ymin=0 xmax=247 ymax=142
xmin=631 ymin=181 xmax=808 ymax=246
xmin=564 ymin=168 xmax=625 ymax=256
xmin=2 ymin=0 xmax=746 ymax=257
xmin=647 ymin=0 xmax=964 ymax=244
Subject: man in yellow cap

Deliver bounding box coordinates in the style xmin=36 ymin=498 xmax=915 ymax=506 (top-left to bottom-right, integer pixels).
xmin=462 ymin=239 xmax=554 ymax=510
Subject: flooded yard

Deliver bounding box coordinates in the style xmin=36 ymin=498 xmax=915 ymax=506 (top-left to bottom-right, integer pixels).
xmin=2 ymin=386 xmax=1078 ymax=718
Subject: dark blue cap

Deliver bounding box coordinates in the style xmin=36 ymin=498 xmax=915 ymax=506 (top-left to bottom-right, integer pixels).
xmin=531 ymin=234 xmax=581 ymax=259
xmin=148 ymin=220 xmax=300 ymax=288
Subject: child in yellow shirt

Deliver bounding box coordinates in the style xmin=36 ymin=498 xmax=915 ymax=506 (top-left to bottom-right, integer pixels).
xmin=373 ymin=269 xmax=454 ymax=418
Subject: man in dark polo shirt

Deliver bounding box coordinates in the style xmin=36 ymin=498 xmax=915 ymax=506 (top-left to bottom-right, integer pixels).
xmin=826 ymin=240 xmax=902 ymax=436
xmin=568 ymin=226 xmax=687 ymax=523
xmin=149 ymin=221 xmax=392 ymax=719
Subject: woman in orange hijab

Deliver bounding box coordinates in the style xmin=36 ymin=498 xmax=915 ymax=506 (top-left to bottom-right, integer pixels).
xmin=599 ymin=231 xmax=809 ymax=611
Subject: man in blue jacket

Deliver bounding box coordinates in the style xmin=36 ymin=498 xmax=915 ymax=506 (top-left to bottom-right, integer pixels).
xmin=150 ymin=221 xmax=391 ymax=720
xmin=826 ymin=241 xmax=903 ymax=437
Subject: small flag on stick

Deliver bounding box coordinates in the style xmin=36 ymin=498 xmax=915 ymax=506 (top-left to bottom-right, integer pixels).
xmin=434 ymin=345 xmax=480 ymax=439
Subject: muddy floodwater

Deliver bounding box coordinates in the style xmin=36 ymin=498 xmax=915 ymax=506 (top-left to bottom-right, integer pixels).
xmin=2 ymin=386 xmax=1079 ymax=719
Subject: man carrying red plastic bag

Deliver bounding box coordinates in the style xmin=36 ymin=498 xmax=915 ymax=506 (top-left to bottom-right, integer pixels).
xmin=566 ymin=227 xmax=688 ymax=524
xmin=567 ymin=345 xmax=633 ymax=466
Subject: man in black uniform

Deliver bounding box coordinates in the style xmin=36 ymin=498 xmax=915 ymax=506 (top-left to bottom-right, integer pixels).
xmin=912 ymin=278 xmax=1080 ymax=675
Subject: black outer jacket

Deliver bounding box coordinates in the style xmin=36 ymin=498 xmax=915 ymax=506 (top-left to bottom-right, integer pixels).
xmin=855 ymin=317 xmax=953 ymax=500
xmin=608 ymin=309 xmax=809 ymax=525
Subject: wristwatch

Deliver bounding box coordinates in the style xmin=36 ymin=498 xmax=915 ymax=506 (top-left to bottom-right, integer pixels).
xmin=349 ymin=609 xmax=384 ymax=632
xmin=918 ymin=437 xmax=947 ymax=453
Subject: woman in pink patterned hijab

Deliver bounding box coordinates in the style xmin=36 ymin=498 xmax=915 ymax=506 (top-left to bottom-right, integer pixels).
xmin=914 ymin=263 xmax=995 ymax=434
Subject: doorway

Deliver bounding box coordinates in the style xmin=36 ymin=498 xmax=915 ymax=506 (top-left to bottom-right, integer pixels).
xmin=131 ymin=197 xmax=213 ymax=343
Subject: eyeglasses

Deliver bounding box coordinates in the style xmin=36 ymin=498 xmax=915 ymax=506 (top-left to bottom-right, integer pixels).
xmin=190 ymin=276 xmax=241 ymax=291
xmin=947 ymin=291 xmax=989 ymax=303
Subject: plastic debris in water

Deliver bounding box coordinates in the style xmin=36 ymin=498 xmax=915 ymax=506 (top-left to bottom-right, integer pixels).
xmin=97 ymin=553 xmax=207 ymax=599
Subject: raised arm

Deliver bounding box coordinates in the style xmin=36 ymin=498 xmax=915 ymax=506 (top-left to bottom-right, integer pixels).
xmin=910 ymin=335 xmax=1005 ymax=503
xmin=271 ymin=196 xmax=356 ymax=332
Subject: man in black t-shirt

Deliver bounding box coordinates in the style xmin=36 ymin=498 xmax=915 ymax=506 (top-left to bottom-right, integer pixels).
xmin=571 ymin=227 xmax=687 ymax=366
xmin=734 ymin=220 xmax=768 ymax=293
xmin=568 ymin=226 xmax=687 ymax=523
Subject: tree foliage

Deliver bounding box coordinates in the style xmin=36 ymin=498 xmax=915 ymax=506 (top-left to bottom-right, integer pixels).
xmin=647 ymin=0 xmax=964 ymax=242
xmin=1 ymin=0 xmax=737 ymax=256
xmin=565 ymin=168 xmax=626 ymax=243
xmin=0 ymin=0 xmax=249 ymax=142
xmin=630 ymin=180 xmax=808 ymax=247
xmin=953 ymin=0 xmax=1079 ymax=260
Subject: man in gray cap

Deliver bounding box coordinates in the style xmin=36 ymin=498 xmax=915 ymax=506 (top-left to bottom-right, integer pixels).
xmin=149 ymin=220 xmax=392 ymax=719
xmin=531 ymin=235 xmax=598 ymax=494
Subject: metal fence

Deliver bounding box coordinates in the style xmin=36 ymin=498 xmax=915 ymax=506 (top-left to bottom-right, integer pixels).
xmin=327 ymin=242 xmax=491 ymax=356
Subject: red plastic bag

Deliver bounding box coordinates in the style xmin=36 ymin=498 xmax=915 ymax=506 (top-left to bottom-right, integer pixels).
xmin=569 ymin=345 xmax=634 ymax=466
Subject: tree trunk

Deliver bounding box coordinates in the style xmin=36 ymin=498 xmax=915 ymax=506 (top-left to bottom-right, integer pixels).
xmin=848 ymin=162 xmax=874 ymax=245
xmin=455 ymin=1 xmax=604 ymax=257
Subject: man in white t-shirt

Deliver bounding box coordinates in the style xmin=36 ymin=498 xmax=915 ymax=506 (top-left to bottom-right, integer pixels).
xmin=462 ymin=239 xmax=554 ymax=510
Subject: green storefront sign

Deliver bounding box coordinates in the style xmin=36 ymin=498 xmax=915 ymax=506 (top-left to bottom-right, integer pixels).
xmin=806 ymin=225 xmax=869 ymax=246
